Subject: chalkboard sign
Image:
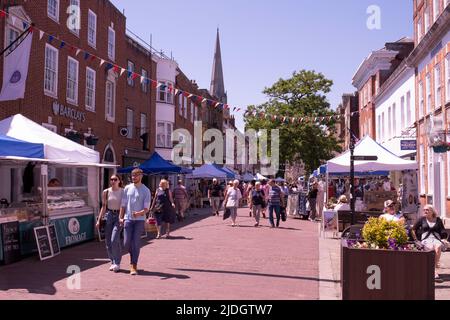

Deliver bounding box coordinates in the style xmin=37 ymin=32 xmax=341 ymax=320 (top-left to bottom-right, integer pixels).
xmin=34 ymin=226 xmax=53 ymax=261
xmin=1 ymin=221 xmax=21 ymax=265
xmin=48 ymin=225 xmax=60 ymax=257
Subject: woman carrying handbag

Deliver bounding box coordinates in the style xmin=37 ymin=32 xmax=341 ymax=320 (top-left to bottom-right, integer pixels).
xmin=150 ymin=179 xmax=176 ymax=239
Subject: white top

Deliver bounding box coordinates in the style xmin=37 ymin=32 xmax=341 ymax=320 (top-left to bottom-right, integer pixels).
xmin=380 ymin=213 xmax=403 ymax=222
xmin=107 ymin=188 xmax=124 ymax=211
xmin=422 ymin=220 xmax=438 ymax=242
xmin=334 ymin=203 xmax=350 ymax=211
xmin=226 ymin=188 xmax=242 ymax=208
xmin=383 ymin=181 xmax=392 ymax=192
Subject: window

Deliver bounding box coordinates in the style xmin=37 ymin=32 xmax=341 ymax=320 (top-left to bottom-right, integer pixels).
xmin=140 ymin=113 xmax=147 ymax=137
xmin=401 ymin=96 xmax=405 ymax=130
xmin=66 ymin=57 xmax=79 ymax=105
xmin=446 ymin=54 xmax=450 ymax=102
xmin=126 ymin=108 xmax=134 ymax=139
xmin=141 ymin=69 xmax=148 ymax=93
xmin=419 ymin=81 xmax=424 ymax=118
xmin=6 ymin=26 xmax=20 ymax=54
xmin=417 ymin=17 xmax=423 ymax=42
xmin=194 ymin=103 xmax=198 ymax=121
xmin=388 ymin=107 xmax=392 ymax=139
xmin=425 ymin=5 xmax=430 ymax=33
xmin=108 ymin=27 xmax=115 ymax=61
xmin=406 ymin=91 xmax=412 ymax=127
xmin=68 ymin=0 xmax=80 ymax=35
xmin=420 ymin=145 xmax=426 ymax=194
xmin=435 ymin=64 xmax=442 ymax=108
xmin=157 ymin=81 xmax=173 ymax=103
xmin=183 ymin=97 xmax=188 ymax=119
xmin=88 ymin=10 xmax=97 ymax=48
xmin=85 ymin=68 xmax=96 ymax=111
xmin=127 ymin=60 xmax=134 ymax=87
xmin=382 ymin=112 xmax=385 ymax=141
xmin=426 ymin=73 xmax=431 ymax=112
xmin=392 ymin=103 xmax=396 ymax=136
xmin=44 ymin=44 xmax=58 ymax=97
xmin=377 ymin=115 xmax=381 ymax=141
xmin=48 ymin=0 xmax=59 ymax=22
xmin=433 ymin=0 xmax=440 ymax=22
xmin=428 ymin=147 xmax=434 ymax=194
xmin=191 ymin=101 xmax=194 ymax=123
xmin=156 ymin=122 xmax=173 ymax=148
xmin=178 ymin=93 xmax=183 ymax=116
xmin=105 ymin=80 xmax=115 ymax=121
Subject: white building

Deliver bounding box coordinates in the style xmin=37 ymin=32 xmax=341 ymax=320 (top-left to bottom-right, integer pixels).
xmin=374 ymin=61 xmax=416 ymax=159
xmin=155 ymin=57 xmax=178 ymax=161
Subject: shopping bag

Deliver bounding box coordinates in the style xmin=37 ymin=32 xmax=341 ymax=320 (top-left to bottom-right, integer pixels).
xmin=145 ymin=217 xmax=157 ymax=233
xmin=223 ymin=208 xmax=232 ymax=220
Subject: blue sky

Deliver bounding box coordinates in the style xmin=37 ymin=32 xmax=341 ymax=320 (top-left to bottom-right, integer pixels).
xmin=110 ymin=0 xmax=413 ymax=131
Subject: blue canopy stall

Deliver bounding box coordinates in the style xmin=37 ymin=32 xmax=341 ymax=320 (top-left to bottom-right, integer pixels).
xmin=118 ymin=152 xmax=183 ymax=174
xmin=213 ymin=164 xmax=235 ymax=180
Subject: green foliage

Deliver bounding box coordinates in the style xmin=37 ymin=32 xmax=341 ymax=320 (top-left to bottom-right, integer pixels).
xmin=244 ymin=70 xmax=342 ymax=175
xmin=362 ymin=218 xmax=408 ymax=249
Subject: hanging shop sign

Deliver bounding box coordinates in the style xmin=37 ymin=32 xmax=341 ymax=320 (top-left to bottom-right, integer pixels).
xmin=400 ymin=140 xmax=417 ymax=151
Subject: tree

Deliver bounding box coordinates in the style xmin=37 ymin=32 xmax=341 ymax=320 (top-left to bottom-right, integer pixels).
xmin=245 ymin=70 xmax=342 ymax=176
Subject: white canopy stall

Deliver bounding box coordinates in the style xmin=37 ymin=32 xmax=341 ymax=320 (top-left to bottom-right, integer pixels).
xmin=0 ymin=114 xmax=102 ymax=251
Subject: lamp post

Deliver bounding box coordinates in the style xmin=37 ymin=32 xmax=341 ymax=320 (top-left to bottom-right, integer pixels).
xmin=349 ymin=128 xmax=356 ymax=216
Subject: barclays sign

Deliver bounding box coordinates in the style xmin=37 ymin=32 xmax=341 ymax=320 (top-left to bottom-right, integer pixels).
xmin=52 ymin=102 xmax=86 ymax=123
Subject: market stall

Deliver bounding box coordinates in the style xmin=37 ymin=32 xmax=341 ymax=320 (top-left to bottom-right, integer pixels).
xmin=0 ymin=114 xmax=102 ymax=260
xmin=322 ymin=136 xmax=419 ymax=237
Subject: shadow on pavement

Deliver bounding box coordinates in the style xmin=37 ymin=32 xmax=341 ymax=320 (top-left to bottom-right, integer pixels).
xmin=174 ymin=268 xmax=339 ymax=284
xmin=117 ymin=269 xmax=190 ymax=280
xmin=0 ymin=209 xmax=212 ymax=296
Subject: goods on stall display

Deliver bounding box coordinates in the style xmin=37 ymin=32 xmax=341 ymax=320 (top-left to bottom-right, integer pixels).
xmin=363 ymin=191 xmax=397 ymax=211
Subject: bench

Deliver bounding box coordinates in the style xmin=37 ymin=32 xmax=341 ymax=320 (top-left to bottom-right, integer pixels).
xmin=337 ymin=210 xmax=383 ymax=233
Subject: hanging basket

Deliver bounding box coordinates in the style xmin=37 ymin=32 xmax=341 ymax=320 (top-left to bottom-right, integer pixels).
xmin=65 ymin=131 xmax=84 ymax=144
xmin=86 ymin=135 xmax=99 ymax=146
xmin=433 ymin=145 xmax=450 ymax=153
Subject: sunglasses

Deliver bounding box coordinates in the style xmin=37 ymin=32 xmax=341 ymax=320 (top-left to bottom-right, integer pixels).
xmin=110 ymin=178 xmax=118 ymax=182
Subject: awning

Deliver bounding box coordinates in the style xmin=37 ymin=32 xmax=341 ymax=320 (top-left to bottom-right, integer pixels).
xmin=0 ymin=134 xmax=44 ymax=159
xmin=327 ymin=136 xmax=418 ymax=174
xmin=191 ymin=164 xmax=227 ymax=179
xmin=118 ymin=152 xmax=182 ymax=174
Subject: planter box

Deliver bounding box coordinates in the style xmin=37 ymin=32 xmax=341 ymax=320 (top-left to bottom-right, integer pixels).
xmin=341 ymin=240 xmax=435 ymax=300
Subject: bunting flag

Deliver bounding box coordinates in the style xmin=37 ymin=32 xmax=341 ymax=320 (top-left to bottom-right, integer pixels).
xmin=99 ymin=59 xmax=105 ymax=67
xmin=120 ymin=68 xmax=126 ymax=76
xmin=132 ymin=72 xmax=139 ymax=81
xmin=0 ymin=10 xmax=6 ymax=19
xmin=113 ymin=65 xmax=121 ymax=74
xmin=140 ymin=76 xmax=145 ymax=84
xmin=48 ymin=35 xmax=54 ymax=43
xmin=39 ymin=30 xmax=44 ymax=40
xmin=84 ymin=52 xmax=90 ymax=60
xmin=76 ymin=49 xmax=81 ymax=56
xmin=59 ymin=41 xmax=65 ymax=49
xmin=90 ymin=55 xmax=96 ymax=62
xmin=151 ymin=80 xmax=158 ymax=89
xmin=105 ymin=63 xmax=113 ymax=71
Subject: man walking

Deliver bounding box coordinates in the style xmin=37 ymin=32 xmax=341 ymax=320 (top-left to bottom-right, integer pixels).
xmin=173 ymin=180 xmax=189 ymax=221
xmin=208 ymin=178 xmax=223 ymax=216
xmin=268 ymin=179 xmax=285 ymax=228
xmin=120 ymin=168 xmax=151 ymax=276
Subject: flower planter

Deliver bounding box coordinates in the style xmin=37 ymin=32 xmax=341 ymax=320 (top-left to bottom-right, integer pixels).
xmin=341 ymin=240 xmax=435 ymax=300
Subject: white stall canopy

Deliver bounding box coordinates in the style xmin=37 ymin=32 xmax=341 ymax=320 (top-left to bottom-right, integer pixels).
xmin=0 ymin=114 xmax=100 ymax=164
xmin=327 ymin=136 xmax=418 ymax=174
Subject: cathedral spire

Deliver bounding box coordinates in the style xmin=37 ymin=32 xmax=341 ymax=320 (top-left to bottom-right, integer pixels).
xmin=210 ymin=28 xmax=227 ymax=103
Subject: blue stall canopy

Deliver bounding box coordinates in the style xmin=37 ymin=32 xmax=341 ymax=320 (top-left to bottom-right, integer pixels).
xmin=0 ymin=134 xmax=44 ymax=159
xmin=118 ymin=152 xmax=182 ymax=174
xmin=190 ymin=164 xmax=227 ymax=179
xmin=213 ymin=165 xmax=235 ymax=179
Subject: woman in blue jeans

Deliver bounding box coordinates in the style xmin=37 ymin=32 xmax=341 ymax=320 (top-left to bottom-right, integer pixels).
xmin=96 ymin=174 xmax=124 ymax=273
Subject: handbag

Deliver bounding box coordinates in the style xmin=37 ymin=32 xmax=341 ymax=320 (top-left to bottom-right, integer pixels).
xmin=281 ymin=206 xmax=287 ymax=222
xmin=223 ymin=208 xmax=232 ymax=220
xmin=145 ymin=217 xmax=158 ymax=233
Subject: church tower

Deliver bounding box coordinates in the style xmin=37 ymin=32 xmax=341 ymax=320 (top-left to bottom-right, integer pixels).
xmin=210 ymin=28 xmax=227 ymax=103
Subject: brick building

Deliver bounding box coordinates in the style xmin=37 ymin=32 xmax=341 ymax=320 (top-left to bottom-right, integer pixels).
xmin=0 ymin=0 xmax=159 ymax=191
xmin=352 ymin=39 xmax=414 ymax=139
xmin=408 ymin=0 xmax=450 ymax=218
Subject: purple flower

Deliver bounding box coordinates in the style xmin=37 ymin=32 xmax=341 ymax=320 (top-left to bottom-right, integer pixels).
xmin=388 ymin=238 xmax=398 ymax=250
